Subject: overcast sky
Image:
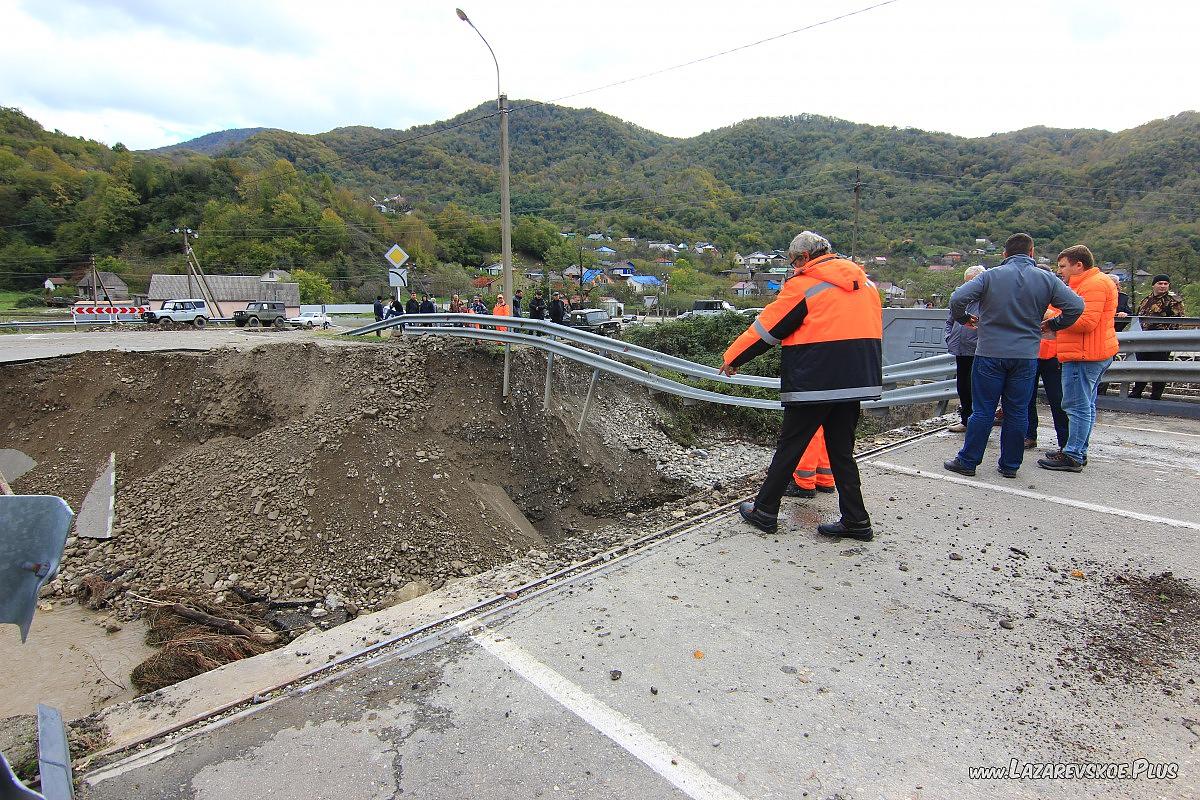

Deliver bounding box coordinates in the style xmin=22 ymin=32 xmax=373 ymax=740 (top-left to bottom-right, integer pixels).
xmin=3 ymin=0 xmax=1197 ymax=150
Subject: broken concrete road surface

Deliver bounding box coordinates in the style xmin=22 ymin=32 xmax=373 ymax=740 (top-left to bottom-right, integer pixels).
xmin=81 ymin=413 xmax=1200 ymax=799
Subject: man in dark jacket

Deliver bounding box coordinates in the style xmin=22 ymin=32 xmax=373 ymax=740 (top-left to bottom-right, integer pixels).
xmin=945 ymin=234 xmax=1083 ymax=479
xmin=419 ymin=295 xmax=435 ymax=314
xmin=549 ymin=292 xmax=567 ymax=324
xmin=512 ymin=289 xmax=524 ymax=318
xmin=372 ymin=296 xmax=384 ymax=337
xmin=529 ymin=293 xmax=546 ymax=320
xmin=405 ymin=293 xmax=420 ymax=315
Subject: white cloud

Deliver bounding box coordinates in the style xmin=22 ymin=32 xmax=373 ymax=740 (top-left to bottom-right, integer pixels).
xmin=1 ymin=0 xmax=1197 ymax=150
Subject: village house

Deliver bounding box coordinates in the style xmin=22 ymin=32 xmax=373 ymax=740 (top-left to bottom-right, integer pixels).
xmin=76 ymin=271 xmax=130 ymax=300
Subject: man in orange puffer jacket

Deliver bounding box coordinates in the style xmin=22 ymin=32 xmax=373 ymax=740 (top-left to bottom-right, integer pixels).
xmin=1038 ymin=245 xmax=1118 ymax=472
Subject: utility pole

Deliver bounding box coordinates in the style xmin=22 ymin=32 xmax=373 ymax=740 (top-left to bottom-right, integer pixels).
xmin=852 ymin=167 xmax=862 ymax=262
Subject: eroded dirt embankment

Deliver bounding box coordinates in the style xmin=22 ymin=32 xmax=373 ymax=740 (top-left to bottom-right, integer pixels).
xmin=1 ymin=339 xmax=700 ymax=616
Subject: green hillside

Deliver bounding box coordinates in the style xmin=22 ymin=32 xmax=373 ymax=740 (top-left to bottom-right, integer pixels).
xmin=1 ymin=102 xmax=1198 ymax=308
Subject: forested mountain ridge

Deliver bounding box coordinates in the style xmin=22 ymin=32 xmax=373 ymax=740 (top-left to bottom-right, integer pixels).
xmin=146 ymin=127 xmax=273 ymax=156
xmin=1 ymin=101 xmax=1198 ymax=304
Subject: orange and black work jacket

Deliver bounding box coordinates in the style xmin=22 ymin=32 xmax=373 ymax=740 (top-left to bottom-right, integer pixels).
xmin=724 ymin=254 xmax=883 ymax=405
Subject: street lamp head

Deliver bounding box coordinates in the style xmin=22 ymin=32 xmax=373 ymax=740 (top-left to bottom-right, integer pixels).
xmin=456 ymin=8 xmax=469 ymax=22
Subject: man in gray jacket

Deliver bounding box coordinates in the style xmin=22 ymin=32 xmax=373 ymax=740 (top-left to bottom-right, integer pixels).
xmin=944 ymin=234 xmax=1084 ymax=478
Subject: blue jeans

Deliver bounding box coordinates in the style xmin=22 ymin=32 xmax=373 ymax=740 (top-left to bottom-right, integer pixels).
xmin=957 ymin=356 xmax=1037 ymax=472
xmin=1061 ymin=358 xmax=1112 ymax=462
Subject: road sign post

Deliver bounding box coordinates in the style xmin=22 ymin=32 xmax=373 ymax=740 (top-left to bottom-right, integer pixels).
xmin=385 ymin=245 xmax=410 ymax=300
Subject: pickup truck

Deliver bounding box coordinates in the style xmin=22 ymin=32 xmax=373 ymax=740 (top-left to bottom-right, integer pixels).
xmin=142 ymin=299 xmax=211 ymax=329
xmin=233 ymin=301 xmax=288 ymax=329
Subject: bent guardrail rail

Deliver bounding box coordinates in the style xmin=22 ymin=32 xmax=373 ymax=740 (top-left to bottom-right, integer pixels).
xmin=347 ymin=313 xmax=1199 ymax=416
xmin=346 ymin=314 xmax=959 ymax=412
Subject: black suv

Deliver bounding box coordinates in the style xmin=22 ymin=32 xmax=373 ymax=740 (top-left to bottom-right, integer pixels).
xmin=565 ymin=309 xmax=621 ymax=336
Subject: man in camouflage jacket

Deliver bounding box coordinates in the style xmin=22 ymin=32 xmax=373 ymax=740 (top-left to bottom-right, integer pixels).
xmin=1131 ymin=274 xmax=1187 ymax=399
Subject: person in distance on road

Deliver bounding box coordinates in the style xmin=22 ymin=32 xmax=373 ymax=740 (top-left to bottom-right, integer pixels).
xmin=405 ymin=292 xmax=420 ymax=315
xmin=492 ymin=293 xmax=511 ymax=333
xmin=721 ymin=231 xmax=882 ymax=542
xmin=945 ymin=265 xmax=984 ymax=433
xmin=944 ymin=233 xmax=1084 ymax=479
xmin=549 ymin=292 xmax=567 ymax=325
xmin=529 ymin=292 xmax=546 ymax=320
xmin=1130 ymin=274 xmax=1186 ymax=401
xmin=372 ymin=295 xmax=385 ymax=337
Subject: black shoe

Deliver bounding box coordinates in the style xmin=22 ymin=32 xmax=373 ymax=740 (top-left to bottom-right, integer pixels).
xmin=943 ymin=458 xmax=976 ymax=477
xmin=738 ymin=501 xmax=778 ymax=534
xmin=815 ymin=485 xmax=836 ymax=493
xmin=1046 ymin=448 xmax=1086 ymax=466
xmin=817 ymin=521 xmax=873 ymax=541
xmin=783 ymin=482 xmax=816 ymax=498
xmin=997 ymin=466 xmax=1017 ymax=478
xmin=1037 ymin=451 xmax=1083 ymax=472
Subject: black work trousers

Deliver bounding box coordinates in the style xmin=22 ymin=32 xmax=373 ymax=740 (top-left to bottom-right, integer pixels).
xmin=955 ymin=355 xmax=974 ymax=423
xmin=755 ymin=401 xmax=869 ymax=526
xmin=1131 ymin=351 xmax=1170 ymax=400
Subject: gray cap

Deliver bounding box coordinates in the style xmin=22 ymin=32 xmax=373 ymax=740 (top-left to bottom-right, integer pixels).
xmin=787 ymin=231 xmax=832 ymax=258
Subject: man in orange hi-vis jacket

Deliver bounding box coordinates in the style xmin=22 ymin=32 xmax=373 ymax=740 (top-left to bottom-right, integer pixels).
xmin=720 ymin=231 xmax=882 ymax=541
xmin=787 ymin=426 xmax=836 ymax=498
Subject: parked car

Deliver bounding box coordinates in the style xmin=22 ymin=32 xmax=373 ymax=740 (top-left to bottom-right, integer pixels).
xmin=565 ymin=309 xmax=621 ymax=336
xmin=142 ymin=299 xmax=210 ymax=329
xmin=233 ymin=301 xmax=288 ymax=329
xmin=677 ymin=299 xmax=737 ymax=320
xmin=288 ymin=311 xmax=332 ymax=329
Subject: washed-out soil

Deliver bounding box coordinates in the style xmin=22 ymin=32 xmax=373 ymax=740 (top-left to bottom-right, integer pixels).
xmin=0 ymin=338 xmax=687 ymax=617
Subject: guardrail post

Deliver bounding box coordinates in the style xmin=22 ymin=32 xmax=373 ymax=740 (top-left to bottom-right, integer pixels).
xmin=543 ymin=336 xmax=555 ymax=411
xmin=577 ymin=369 xmax=599 ymax=433
xmin=503 ymin=344 xmax=512 ymax=398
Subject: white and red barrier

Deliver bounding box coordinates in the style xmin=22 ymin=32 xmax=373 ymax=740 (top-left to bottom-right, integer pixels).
xmin=72 ymin=305 xmax=148 ymax=315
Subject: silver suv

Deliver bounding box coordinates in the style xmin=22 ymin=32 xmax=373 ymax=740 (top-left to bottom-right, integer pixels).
xmin=142 ymin=299 xmax=210 ymax=329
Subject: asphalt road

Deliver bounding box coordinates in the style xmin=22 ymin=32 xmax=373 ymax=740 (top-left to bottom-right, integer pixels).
xmin=81 ymin=413 xmax=1200 ymax=799
xmin=0 ymin=326 xmax=358 ymax=364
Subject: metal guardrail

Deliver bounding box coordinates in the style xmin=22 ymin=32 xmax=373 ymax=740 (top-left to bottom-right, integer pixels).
xmin=347 ymin=313 xmax=959 ymax=413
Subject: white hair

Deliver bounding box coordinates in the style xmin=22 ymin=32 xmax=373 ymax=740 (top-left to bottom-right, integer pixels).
xmin=964 ymin=265 xmax=985 ymax=281
xmin=787 ymin=231 xmax=832 ymax=258
xmin=1108 ymin=273 xmax=1122 ymax=284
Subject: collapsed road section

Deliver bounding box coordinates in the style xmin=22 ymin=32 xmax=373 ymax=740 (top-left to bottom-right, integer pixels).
xmin=0 ymin=338 xmax=775 ymax=705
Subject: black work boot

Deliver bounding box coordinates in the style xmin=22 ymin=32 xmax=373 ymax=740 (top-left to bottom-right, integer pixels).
xmin=738 ymin=501 xmax=778 ymax=534
xmin=817 ymin=520 xmax=873 ymax=542
xmin=1037 ymin=450 xmax=1083 ymax=472
xmin=783 ymin=482 xmax=816 ymax=498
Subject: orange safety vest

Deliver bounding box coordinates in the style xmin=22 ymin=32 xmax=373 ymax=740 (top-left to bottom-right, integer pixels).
xmin=725 ymin=254 xmax=882 ymax=405
xmin=1058 ymin=268 xmax=1119 ymax=362
xmin=492 ymin=302 xmax=510 ymax=333
xmin=793 ymin=426 xmax=834 ymax=489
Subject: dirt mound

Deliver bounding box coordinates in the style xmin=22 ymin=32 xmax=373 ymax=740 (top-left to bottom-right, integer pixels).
xmin=1 ymin=338 xmax=688 ymax=615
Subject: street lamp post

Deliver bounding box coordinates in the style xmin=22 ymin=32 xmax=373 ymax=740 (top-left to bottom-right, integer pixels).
xmin=457 ymin=8 xmax=513 ymax=397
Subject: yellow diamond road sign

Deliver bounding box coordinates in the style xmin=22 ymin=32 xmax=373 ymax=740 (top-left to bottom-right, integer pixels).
xmin=384 ymin=244 xmax=409 ymax=268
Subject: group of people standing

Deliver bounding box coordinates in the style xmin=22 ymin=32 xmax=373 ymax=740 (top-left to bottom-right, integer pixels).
xmin=943 ymin=234 xmax=1185 ymax=477
xmin=372 ymin=287 xmax=581 ymax=334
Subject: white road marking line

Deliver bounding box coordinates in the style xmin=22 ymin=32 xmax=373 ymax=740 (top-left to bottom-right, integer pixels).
xmin=1095 ymin=423 xmax=1200 ymax=438
xmin=462 ymin=622 xmax=748 ymax=800
xmin=868 ymin=460 xmax=1200 ymax=531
